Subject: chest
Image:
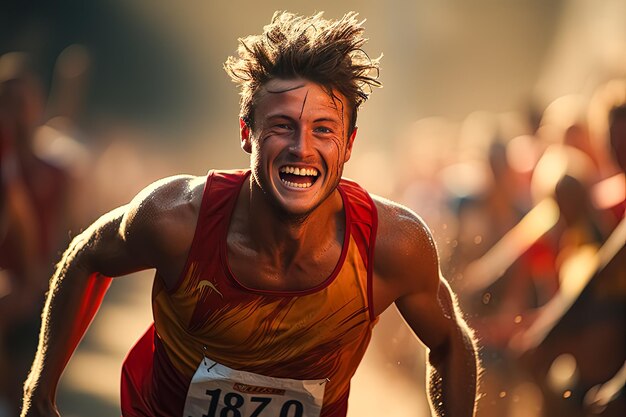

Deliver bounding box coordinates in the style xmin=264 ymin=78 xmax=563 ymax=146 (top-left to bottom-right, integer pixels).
xmin=226 ymin=234 xmax=344 ymax=292
xmin=157 ymin=237 xmax=374 ymax=366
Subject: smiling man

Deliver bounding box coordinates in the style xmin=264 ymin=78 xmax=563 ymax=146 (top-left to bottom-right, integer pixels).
xmin=21 ymin=11 xmax=478 ymax=417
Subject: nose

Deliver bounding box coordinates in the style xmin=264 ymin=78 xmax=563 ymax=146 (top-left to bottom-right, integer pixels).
xmin=289 ymin=129 xmax=315 ymax=159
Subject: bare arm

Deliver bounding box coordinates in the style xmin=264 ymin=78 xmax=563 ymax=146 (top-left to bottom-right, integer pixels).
xmin=21 ymin=175 xmax=202 ymax=417
xmin=374 ymin=200 xmax=479 ymax=417
xmin=397 ymin=279 xmax=478 ymax=417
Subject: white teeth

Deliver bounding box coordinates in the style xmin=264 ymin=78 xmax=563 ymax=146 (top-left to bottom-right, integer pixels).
xmin=279 ymin=166 xmax=319 ymax=176
xmin=281 ymin=179 xmax=313 ymax=188
xmin=279 ymin=166 xmax=319 ymax=189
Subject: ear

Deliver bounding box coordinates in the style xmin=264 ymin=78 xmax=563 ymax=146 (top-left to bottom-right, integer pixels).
xmin=343 ymin=127 xmax=358 ymax=162
xmin=240 ymin=118 xmax=252 ymax=153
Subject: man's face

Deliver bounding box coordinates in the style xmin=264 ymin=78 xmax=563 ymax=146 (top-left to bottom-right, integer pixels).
xmin=241 ymin=78 xmax=357 ymax=217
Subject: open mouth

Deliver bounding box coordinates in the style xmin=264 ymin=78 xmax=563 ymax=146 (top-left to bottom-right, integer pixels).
xmin=278 ymin=166 xmax=319 ymax=189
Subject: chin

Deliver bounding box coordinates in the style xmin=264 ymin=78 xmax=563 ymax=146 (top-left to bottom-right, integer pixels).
xmin=274 ymin=196 xmax=318 ymax=219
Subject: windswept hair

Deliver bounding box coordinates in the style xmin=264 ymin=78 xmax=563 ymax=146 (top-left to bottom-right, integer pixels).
xmin=224 ymin=11 xmax=382 ymax=133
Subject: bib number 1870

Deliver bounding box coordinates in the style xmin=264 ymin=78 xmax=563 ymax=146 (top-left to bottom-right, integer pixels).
xmin=195 ymin=388 xmax=305 ymax=417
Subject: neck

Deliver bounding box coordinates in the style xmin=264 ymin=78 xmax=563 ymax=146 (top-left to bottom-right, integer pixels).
xmin=235 ymin=176 xmax=343 ymax=263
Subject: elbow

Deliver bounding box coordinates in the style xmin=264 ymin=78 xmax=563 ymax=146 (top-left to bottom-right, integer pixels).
xmin=428 ymin=325 xmax=479 ymax=374
xmin=427 ymin=331 xmax=452 ymax=372
xmin=52 ymin=231 xmax=97 ymax=281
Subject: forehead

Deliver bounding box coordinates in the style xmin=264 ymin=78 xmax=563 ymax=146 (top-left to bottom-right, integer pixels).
xmin=254 ymin=78 xmax=348 ymax=120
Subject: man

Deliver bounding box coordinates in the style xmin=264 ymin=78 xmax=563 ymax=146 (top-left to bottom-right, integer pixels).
xmin=21 ymin=11 xmax=478 ymax=417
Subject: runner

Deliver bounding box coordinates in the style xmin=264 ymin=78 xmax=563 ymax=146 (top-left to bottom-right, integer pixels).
xmin=21 ymin=11 xmax=478 ymax=417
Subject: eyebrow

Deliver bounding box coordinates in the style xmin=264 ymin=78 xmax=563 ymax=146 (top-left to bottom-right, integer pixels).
xmin=312 ymin=117 xmax=341 ymax=125
xmin=266 ymin=113 xmax=296 ymax=121
xmin=265 ymin=114 xmax=341 ymax=125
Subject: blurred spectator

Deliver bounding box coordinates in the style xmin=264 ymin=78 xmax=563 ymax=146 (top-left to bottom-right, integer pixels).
xmin=451 ymin=92 xmax=620 ymax=416
xmin=0 ymin=50 xmax=88 ymax=417
xmin=451 ymin=140 xmax=554 ymax=417
xmin=385 ymin=80 xmax=625 ymax=417
xmin=514 ymin=94 xmax=626 ymax=417
xmin=0 ymin=77 xmax=46 ymax=413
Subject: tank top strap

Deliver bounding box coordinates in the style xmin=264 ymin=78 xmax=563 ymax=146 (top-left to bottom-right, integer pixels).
xmin=180 ymin=169 xmax=250 ymax=294
xmin=203 ymin=169 xmax=250 ymax=216
xmin=338 ymin=178 xmax=378 ymax=319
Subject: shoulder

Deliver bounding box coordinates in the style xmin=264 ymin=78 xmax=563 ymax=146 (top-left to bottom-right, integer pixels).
xmin=371 ymin=195 xmax=440 ymax=295
xmin=125 ymin=174 xmax=205 ymax=221
xmin=121 ymin=174 xmax=206 ymax=266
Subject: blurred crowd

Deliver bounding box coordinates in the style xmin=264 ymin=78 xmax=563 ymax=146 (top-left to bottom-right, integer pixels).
xmin=0 ymin=43 xmax=625 ymax=417
xmin=385 ymin=80 xmax=626 ymax=417
xmin=0 ymin=48 xmax=93 ymax=416
xmin=0 ymin=47 xmax=176 ymax=417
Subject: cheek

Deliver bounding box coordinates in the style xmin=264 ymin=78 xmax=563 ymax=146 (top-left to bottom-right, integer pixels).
xmin=248 ymin=138 xmax=265 ymax=169
xmin=326 ymin=137 xmax=345 ymax=176
xmin=252 ymin=136 xmax=280 ymax=166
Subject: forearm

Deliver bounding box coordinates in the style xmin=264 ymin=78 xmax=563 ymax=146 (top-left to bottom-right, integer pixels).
xmin=427 ymin=326 xmax=478 ymax=417
xmin=22 ymin=239 xmax=112 ymax=415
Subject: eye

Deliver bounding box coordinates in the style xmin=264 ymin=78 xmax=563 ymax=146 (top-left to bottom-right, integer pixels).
xmin=275 ymin=123 xmax=293 ymax=130
xmin=314 ymin=126 xmax=333 ymax=134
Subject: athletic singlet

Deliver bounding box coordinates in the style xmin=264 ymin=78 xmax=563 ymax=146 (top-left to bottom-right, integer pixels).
xmin=121 ymin=169 xmax=379 ymax=417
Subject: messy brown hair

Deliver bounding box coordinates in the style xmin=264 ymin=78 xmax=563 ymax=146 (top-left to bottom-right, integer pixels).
xmin=224 ymin=11 xmax=381 ymax=135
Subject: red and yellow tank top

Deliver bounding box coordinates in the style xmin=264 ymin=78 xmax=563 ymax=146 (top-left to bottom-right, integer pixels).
xmin=121 ymin=169 xmax=378 ymax=417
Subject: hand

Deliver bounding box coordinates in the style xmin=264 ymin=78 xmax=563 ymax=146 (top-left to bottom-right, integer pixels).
xmin=584 ymin=383 xmax=612 ymax=414
xmin=21 ymin=410 xmax=60 ymax=417
xmin=583 ymin=368 xmax=626 ymax=416
xmin=20 ymin=395 xmax=61 ymax=417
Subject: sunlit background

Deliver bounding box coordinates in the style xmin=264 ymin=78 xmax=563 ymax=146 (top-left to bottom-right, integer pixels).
xmin=1 ymin=0 xmax=625 ymax=416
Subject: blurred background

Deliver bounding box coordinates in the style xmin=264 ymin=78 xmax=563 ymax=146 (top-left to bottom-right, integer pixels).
xmin=1 ymin=0 xmax=625 ymax=416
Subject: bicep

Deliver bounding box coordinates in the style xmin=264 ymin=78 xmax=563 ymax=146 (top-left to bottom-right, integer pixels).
xmin=76 ymin=175 xmax=199 ymax=279
xmin=74 ymin=205 xmax=153 ymax=278
xmin=374 ymin=199 xmax=464 ymax=351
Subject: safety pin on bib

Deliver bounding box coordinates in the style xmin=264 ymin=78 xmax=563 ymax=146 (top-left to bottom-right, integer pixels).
xmin=202 ymin=346 xmax=218 ymax=370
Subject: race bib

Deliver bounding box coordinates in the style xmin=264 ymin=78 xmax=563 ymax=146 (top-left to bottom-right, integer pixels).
xmin=183 ymin=357 xmax=328 ymax=417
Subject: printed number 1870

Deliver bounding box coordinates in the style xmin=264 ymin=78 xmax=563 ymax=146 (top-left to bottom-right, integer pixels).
xmin=192 ymin=388 xmax=305 ymax=417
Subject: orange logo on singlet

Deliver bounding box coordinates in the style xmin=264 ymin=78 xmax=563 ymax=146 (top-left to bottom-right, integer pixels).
xmin=233 ymin=383 xmax=286 ymax=396
xmin=197 ymin=280 xmax=223 ymax=298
